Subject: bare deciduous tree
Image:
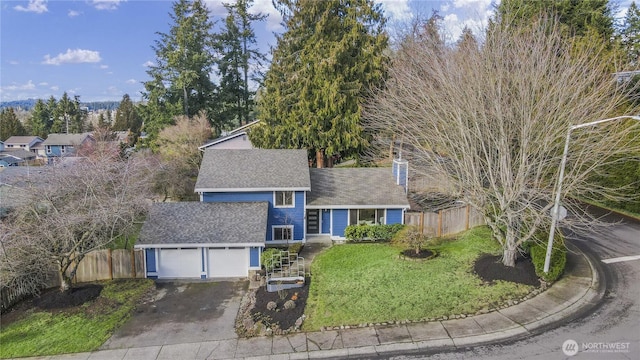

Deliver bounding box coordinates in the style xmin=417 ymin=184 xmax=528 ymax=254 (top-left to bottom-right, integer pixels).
xmin=153 ymin=112 xmax=212 ymax=201
xmin=1 ymin=148 xmax=156 ymax=291
xmin=364 ymin=19 xmax=640 ymax=266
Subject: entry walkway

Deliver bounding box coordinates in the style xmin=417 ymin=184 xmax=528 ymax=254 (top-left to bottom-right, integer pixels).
xmin=18 ymin=244 xmax=603 ymax=360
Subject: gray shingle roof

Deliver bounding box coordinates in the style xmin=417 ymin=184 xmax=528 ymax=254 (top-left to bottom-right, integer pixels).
xmin=137 ymin=202 xmax=268 ymax=246
xmin=42 ymin=133 xmax=93 ymax=146
xmin=307 ymin=168 xmax=410 ymax=208
xmin=195 ymin=149 xmax=311 ymax=191
xmin=4 ymin=136 xmax=43 ymax=145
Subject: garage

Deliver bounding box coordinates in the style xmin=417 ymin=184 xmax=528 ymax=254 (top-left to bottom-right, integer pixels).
xmin=136 ymin=202 xmax=267 ymax=280
xmin=208 ymin=248 xmax=248 ymax=278
xmin=158 ymin=248 xmax=201 ymax=279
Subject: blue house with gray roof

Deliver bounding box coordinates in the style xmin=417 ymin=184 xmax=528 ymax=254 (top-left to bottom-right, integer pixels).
xmin=136 ymin=148 xmax=410 ymax=279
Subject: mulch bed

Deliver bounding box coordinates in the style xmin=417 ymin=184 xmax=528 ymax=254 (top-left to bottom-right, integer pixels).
xmin=474 ymin=253 xmax=540 ymax=286
xmin=250 ymin=279 xmax=309 ymax=331
xmin=32 ymin=284 xmax=104 ymax=310
xmin=400 ymin=248 xmax=436 ymax=259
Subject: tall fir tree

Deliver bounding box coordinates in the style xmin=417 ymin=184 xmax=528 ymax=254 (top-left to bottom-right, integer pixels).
xmin=251 ymin=0 xmax=389 ymax=167
xmin=113 ymin=94 xmax=142 ymax=145
xmin=27 ymin=99 xmax=51 ymax=138
xmin=216 ymin=0 xmax=267 ymax=129
xmin=140 ymin=0 xmax=218 ymax=141
xmin=0 ymin=108 xmax=27 ymax=141
xmin=622 ymin=2 xmax=640 ymax=65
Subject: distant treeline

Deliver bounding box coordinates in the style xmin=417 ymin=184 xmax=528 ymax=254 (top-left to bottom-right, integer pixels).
xmin=0 ymin=99 xmax=121 ymax=112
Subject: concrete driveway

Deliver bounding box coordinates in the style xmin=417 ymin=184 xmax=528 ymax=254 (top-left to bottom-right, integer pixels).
xmin=101 ymin=280 xmax=248 ymax=350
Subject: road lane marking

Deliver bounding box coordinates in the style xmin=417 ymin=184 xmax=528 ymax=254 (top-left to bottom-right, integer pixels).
xmin=602 ymin=255 xmax=640 ymax=264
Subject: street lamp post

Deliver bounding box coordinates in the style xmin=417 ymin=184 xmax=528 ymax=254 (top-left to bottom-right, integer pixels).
xmin=544 ymin=115 xmax=640 ymax=273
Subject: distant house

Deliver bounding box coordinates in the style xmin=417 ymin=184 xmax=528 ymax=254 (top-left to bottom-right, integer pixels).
xmin=136 ymin=148 xmax=410 ymax=280
xmin=42 ymin=133 xmax=95 ymax=162
xmin=198 ymin=120 xmax=259 ymax=151
xmin=0 ymin=150 xmax=36 ymax=166
xmin=3 ymin=136 xmax=44 ymax=155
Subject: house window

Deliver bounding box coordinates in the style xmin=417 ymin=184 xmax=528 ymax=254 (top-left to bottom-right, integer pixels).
xmin=273 ymin=226 xmax=293 ymax=241
xmin=20 ymin=145 xmax=26 ymax=148
xmin=274 ymin=191 xmax=294 ymax=207
xmin=349 ymin=209 xmax=385 ymax=225
xmin=46 ymin=145 xmax=51 ymax=154
xmin=61 ymin=145 xmax=66 ymax=154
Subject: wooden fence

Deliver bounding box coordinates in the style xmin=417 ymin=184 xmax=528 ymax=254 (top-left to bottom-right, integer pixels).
xmin=1 ymin=249 xmax=145 ymax=313
xmin=404 ymin=204 xmax=485 ymax=237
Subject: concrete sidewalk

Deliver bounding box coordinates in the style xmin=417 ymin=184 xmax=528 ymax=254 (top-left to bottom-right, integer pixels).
xmin=18 ymin=245 xmax=603 ymax=360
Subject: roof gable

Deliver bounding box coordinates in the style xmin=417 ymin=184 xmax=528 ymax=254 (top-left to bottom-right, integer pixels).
xmin=195 ymin=149 xmax=311 ymax=192
xmin=137 ymin=202 xmax=268 ymax=246
xmin=307 ymin=168 xmax=410 ymax=208
xmin=4 ymin=136 xmax=44 ymax=146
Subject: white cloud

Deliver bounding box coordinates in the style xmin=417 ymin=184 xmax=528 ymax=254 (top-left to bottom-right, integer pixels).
xmin=68 ymin=10 xmax=81 ymax=17
xmin=42 ymin=49 xmax=102 ymax=65
xmin=441 ymin=0 xmax=494 ymax=42
xmin=142 ymin=61 xmax=155 ymax=68
xmin=50 ymin=86 xmax=59 ymax=91
xmin=2 ymin=80 xmax=36 ymax=91
xmin=100 ymin=64 xmax=109 ymax=69
xmin=9 ymin=60 xmax=19 ymax=65
xmin=39 ymin=82 xmax=48 ymax=86
xmin=250 ymin=0 xmax=282 ymax=32
xmin=14 ymin=0 xmax=48 ymax=13
xmin=378 ymin=0 xmax=412 ymax=21
xmin=91 ymin=0 xmax=125 ymax=11
xmin=126 ymin=79 xmax=137 ymax=84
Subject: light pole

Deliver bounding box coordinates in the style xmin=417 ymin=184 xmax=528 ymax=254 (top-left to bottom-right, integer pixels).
xmin=544 ymin=115 xmax=640 ymax=273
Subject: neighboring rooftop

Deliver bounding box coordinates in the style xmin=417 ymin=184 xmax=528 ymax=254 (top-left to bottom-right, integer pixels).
xmin=42 ymin=133 xmax=93 ymax=145
xmin=137 ymin=202 xmax=268 ymax=246
xmin=198 ymin=120 xmax=260 ymax=151
xmin=195 ymin=149 xmax=311 ymax=192
xmin=307 ymin=167 xmax=410 ymax=208
xmin=3 ymin=136 xmax=43 ymax=145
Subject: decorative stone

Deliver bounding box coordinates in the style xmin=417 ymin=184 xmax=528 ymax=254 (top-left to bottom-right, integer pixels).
xmin=284 ymin=300 xmax=296 ymax=310
xmin=267 ymin=301 xmax=277 ymax=311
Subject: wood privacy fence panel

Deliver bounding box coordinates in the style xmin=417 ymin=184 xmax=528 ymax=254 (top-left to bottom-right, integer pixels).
xmin=405 ymin=204 xmax=485 ymax=237
xmin=75 ymin=249 xmax=144 ymax=283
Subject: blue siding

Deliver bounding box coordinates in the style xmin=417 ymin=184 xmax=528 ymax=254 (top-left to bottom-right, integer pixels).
xmin=321 ymin=209 xmax=331 ymax=234
xmin=332 ymin=209 xmax=349 ymax=237
xmin=250 ymin=247 xmax=260 ymax=267
xmin=145 ymin=249 xmax=156 ymax=272
xmin=386 ymin=209 xmax=404 ymax=225
xmin=202 ymin=191 xmax=305 ymax=242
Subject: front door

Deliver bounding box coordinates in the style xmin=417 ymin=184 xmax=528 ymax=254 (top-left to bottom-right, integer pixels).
xmin=306 ymin=209 xmax=320 ymax=234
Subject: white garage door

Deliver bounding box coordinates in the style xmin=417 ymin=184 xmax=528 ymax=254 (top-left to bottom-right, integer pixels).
xmin=158 ymin=248 xmax=201 ymax=278
xmin=208 ymin=248 xmax=248 ymax=277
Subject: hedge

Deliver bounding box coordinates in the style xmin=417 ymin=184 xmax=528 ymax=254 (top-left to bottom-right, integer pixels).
xmin=344 ymin=224 xmax=405 ymax=242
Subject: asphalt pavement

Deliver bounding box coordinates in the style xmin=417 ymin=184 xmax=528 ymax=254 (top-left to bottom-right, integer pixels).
xmin=12 ymin=241 xmax=603 ymax=360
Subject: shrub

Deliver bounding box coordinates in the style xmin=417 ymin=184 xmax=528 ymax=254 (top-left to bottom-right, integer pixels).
xmin=345 ymin=224 xmax=405 ymax=242
xmin=527 ymin=236 xmax=567 ymax=283
xmin=261 ymin=248 xmax=286 ymax=272
xmin=392 ymin=225 xmax=432 ymax=254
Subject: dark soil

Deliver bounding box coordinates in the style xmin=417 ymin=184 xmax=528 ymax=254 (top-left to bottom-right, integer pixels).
xmin=474 ymin=254 xmax=540 ymax=286
xmin=250 ymin=279 xmax=309 ymax=331
xmin=1 ymin=284 xmax=105 ymax=326
xmin=401 ymin=248 xmax=436 ymax=259
xmin=32 ymin=284 xmax=103 ymax=310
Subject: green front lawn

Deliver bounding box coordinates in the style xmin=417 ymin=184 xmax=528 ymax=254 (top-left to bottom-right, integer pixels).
xmin=0 ymin=279 xmax=155 ymax=359
xmin=304 ymin=226 xmax=532 ymax=330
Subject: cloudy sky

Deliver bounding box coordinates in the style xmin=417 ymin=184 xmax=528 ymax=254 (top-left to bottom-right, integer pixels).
xmin=0 ymin=0 xmax=632 ymax=102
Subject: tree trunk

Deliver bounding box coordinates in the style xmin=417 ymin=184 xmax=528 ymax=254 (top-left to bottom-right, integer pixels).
xmin=502 ymin=248 xmax=517 ymax=267
xmin=316 ymin=150 xmax=324 ymax=168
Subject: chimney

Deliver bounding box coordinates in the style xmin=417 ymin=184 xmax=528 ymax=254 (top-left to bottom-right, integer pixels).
xmin=392 ymin=158 xmax=409 ymax=193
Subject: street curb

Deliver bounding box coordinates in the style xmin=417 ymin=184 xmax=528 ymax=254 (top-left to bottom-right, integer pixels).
xmin=305 ymin=243 xmax=608 ymax=360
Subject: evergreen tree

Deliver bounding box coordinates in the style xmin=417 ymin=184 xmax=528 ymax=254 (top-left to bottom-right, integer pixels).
xmin=495 ymin=0 xmax=615 ymax=41
xmin=140 ymin=0 xmax=218 ymax=141
xmin=251 ymin=0 xmax=389 ymax=167
xmin=53 ymin=92 xmax=85 ymax=134
xmin=0 ymin=108 xmax=27 ymax=141
xmin=216 ymin=0 xmax=267 ymax=128
xmin=113 ymin=94 xmax=142 ymax=145
xmin=622 ymin=2 xmax=640 ymax=65
xmin=27 ymin=99 xmax=51 ymax=138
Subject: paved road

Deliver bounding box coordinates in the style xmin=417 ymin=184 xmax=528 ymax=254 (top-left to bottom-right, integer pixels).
xmin=377 ymin=209 xmax=640 ymax=360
